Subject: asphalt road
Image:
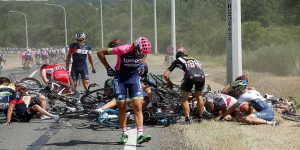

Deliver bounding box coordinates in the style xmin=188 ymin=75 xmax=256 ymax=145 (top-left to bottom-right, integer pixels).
xmin=0 ymin=55 xmax=167 ymax=150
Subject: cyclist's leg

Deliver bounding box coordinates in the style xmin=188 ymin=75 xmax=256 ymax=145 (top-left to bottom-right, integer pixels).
xmin=70 ymin=68 xmax=79 ymax=89
xmin=113 ymin=76 xmax=127 ymax=130
xmin=80 ymin=67 xmax=89 ymax=91
xmin=129 ymin=77 xmax=151 ymax=143
xmin=194 ymin=76 xmax=206 ymax=116
xmin=181 ymin=78 xmax=194 ymax=120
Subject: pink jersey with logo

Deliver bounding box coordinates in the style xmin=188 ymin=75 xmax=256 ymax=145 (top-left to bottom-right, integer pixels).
xmin=109 ymin=44 xmax=135 ymax=71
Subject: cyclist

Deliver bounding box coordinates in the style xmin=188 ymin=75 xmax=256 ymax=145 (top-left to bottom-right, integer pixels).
xmin=41 ymin=48 xmax=49 ymax=64
xmin=66 ymin=33 xmax=96 ymax=91
xmin=204 ymin=92 xmax=246 ymax=121
xmin=24 ymin=48 xmax=33 ymax=68
xmin=0 ymin=77 xmax=60 ymax=125
xmin=35 ymin=49 xmax=41 ymax=64
xmin=221 ymin=75 xmax=255 ymax=98
xmin=220 ymin=80 xmax=278 ymax=126
xmin=0 ymin=51 xmax=5 ymax=67
xmin=40 ymin=64 xmax=70 ymax=86
xmin=97 ymin=36 xmax=152 ymax=144
xmin=163 ymin=51 xmax=205 ymax=124
xmin=21 ymin=49 xmax=26 ymax=65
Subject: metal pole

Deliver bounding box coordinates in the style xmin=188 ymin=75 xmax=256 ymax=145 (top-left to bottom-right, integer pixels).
xmin=226 ymin=0 xmax=242 ymax=83
xmin=131 ymin=0 xmax=133 ymax=43
xmin=99 ymin=0 xmax=104 ymax=48
xmin=154 ymin=0 xmax=158 ymax=54
xmin=171 ymin=0 xmax=176 ymax=59
xmin=9 ymin=11 xmax=29 ymax=48
xmin=45 ymin=3 xmax=68 ymax=47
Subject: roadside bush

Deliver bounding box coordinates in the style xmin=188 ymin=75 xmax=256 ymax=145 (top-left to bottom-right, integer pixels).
xmin=244 ymin=43 xmax=300 ymax=76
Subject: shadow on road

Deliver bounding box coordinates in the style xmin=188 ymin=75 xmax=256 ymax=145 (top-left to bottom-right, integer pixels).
xmin=41 ymin=140 xmax=120 ymax=146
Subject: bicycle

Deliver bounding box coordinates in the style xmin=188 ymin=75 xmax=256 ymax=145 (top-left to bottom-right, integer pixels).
xmin=23 ymin=61 xmax=31 ymax=73
xmin=264 ymin=94 xmax=297 ymax=115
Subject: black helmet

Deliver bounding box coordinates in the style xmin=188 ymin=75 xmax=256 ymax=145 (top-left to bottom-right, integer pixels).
xmin=176 ymin=51 xmax=187 ymax=59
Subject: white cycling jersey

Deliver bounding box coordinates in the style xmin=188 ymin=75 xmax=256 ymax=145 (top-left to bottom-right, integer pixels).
xmin=213 ymin=93 xmax=237 ymax=110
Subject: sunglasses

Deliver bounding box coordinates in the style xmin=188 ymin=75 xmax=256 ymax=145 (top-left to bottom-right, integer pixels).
xmin=76 ymin=39 xmax=84 ymax=41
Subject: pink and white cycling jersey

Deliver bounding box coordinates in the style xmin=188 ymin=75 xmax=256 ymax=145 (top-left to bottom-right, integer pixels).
xmin=109 ymin=44 xmax=135 ymax=71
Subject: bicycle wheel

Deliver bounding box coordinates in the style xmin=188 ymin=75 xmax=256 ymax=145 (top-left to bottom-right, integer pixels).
xmin=281 ymin=114 xmax=300 ymax=122
xmin=20 ymin=77 xmax=43 ymax=89
xmin=80 ymin=88 xmax=112 ymax=109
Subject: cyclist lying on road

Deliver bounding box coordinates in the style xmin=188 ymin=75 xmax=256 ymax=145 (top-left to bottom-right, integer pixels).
xmin=220 ymin=80 xmax=278 ymax=126
xmin=0 ymin=77 xmax=60 ymax=125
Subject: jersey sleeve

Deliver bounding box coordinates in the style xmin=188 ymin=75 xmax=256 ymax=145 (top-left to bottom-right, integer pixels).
xmin=68 ymin=43 xmax=77 ymax=53
xmin=167 ymin=59 xmax=179 ymax=72
xmin=109 ymin=44 xmax=133 ymax=55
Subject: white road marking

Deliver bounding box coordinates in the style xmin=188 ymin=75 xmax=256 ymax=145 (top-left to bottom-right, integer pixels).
xmin=29 ymin=69 xmax=39 ymax=77
xmin=124 ymin=128 xmax=137 ymax=150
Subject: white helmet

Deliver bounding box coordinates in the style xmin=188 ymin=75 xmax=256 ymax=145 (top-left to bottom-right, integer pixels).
xmin=75 ymin=33 xmax=86 ymax=40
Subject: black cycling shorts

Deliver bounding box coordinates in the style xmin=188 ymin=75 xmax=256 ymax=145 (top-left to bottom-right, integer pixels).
xmin=181 ymin=70 xmax=205 ymax=92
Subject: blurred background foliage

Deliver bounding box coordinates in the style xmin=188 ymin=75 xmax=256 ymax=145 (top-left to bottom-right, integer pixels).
xmin=1 ymin=0 xmax=300 ymax=76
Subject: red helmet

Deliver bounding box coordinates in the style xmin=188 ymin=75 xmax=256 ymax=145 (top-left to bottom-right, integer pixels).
xmin=134 ymin=36 xmax=151 ymax=54
xmin=15 ymin=82 xmax=30 ymax=92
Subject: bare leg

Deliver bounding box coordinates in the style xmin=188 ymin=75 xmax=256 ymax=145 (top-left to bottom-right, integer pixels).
xmin=132 ymin=98 xmax=144 ymax=128
xmin=181 ymin=92 xmax=190 ymax=118
xmin=82 ymin=79 xmax=89 ymax=91
xmin=31 ymin=105 xmax=54 ymax=117
xmin=101 ymin=99 xmax=117 ymax=110
xmin=195 ymin=91 xmax=204 ymax=115
xmin=117 ymin=101 xmax=127 ymax=129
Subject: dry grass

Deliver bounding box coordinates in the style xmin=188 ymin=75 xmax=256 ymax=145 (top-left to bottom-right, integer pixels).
xmin=161 ymin=120 xmax=300 ymax=150
xmin=146 ymin=54 xmax=300 ymax=150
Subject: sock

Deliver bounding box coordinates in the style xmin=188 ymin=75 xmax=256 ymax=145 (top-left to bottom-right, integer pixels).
xmin=48 ymin=114 xmax=55 ymax=118
xmin=137 ymin=127 xmax=143 ymax=137
xmin=122 ymin=127 xmax=128 ymax=135
xmin=266 ymin=121 xmax=273 ymax=125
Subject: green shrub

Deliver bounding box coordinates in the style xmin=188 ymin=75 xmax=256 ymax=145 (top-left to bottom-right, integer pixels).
xmin=244 ymin=43 xmax=300 ymax=76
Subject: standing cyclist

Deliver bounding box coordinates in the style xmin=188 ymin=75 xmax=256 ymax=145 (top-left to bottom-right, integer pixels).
xmin=66 ymin=33 xmax=96 ymax=91
xmin=97 ymin=36 xmax=152 ymax=144
xmin=163 ymin=51 xmax=205 ymax=124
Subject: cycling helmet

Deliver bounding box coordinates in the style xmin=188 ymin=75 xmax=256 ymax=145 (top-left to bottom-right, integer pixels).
xmin=108 ymin=39 xmax=122 ymax=48
xmin=178 ymin=47 xmax=185 ymax=52
xmin=176 ymin=51 xmax=187 ymax=59
xmin=15 ymin=82 xmax=30 ymax=91
xmin=230 ymin=80 xmax=248 ymax=91
xmin=40 ymin=64 xmax=48 ymax=71
xmin=104 ymin=78 xmax=114 ymax=89
xmin=75 ymin=33 xmax=86 ymax=40
xmin=203 ymin=91 xmax=214 ymax=103
xmin=134 ymin=36 xmax=151 ymax=54
xmin=235 ymin=74 xmax=248 ymax=82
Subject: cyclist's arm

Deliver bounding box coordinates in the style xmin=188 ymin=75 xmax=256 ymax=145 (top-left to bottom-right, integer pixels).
xmin=221 ymin=84 xmax=232 ymax=94
xmin=87 ymin=52 xmax=95 ymax=69
xmin=65 ymin=50 xmax=72 ymax=69
xmin=163 ymin=70 xmax=172 ymax=85
xmin=97 ymin=48 xmax=112 ymax=69
xmin=221 ymin=103 xmax=239 ymax=119
xmin=141 ymin=54 xmax=147 ymax=64
xmin=41 ymin=70 xmax=48 ymax=85
xmin=6 ymin=102 xmax=16 ymax=125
